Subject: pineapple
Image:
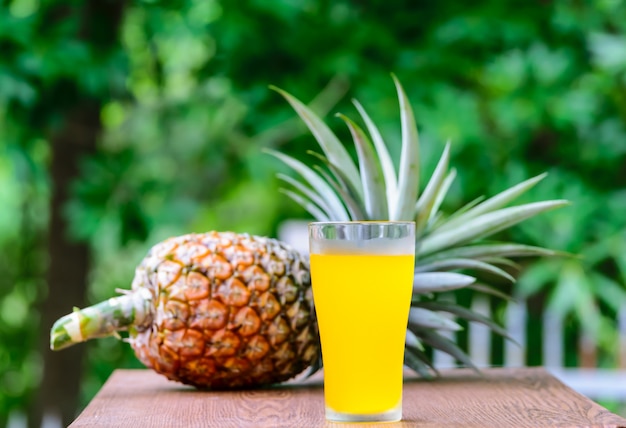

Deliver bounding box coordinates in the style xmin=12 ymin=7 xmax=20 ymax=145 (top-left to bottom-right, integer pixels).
xmin=50 ymin=76 xmax=567 ymax=388
xmin=51 ymin=232 xmax=320 ymax=388
xmin=267 ymin=75 xmax=568 ymax=376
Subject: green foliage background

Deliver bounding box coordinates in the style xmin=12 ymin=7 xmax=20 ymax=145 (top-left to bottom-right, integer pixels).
xmin=1 ymin=0 xmax=625 ymax=424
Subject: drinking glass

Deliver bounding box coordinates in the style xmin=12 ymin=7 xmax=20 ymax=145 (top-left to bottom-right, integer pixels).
xmin=308 ymin=221 xmax=415 ymax=423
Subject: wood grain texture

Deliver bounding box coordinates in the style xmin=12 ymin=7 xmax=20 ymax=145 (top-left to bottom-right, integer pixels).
xmin=70 ymin=368 xmax=626 ymax=428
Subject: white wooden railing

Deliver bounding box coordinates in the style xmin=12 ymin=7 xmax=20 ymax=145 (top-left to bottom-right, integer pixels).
xmin=461 ymin=295 xmax=626 ymax=401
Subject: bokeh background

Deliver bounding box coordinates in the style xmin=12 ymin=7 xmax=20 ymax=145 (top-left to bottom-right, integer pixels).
xmin=1 ymin=0 xmax=625 ymax=426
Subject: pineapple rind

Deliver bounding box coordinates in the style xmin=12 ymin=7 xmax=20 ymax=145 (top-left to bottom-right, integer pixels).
xmin=128 ymin=232 xmax=320 ymax=389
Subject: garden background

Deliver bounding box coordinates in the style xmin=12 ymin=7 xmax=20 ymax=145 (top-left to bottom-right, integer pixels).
xmin=1 ymin=0 xmax=625 ymax=426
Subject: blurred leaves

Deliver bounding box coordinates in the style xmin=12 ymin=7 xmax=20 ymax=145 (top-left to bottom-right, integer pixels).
xmin=1 ymin=0 xmax=626 ymax=422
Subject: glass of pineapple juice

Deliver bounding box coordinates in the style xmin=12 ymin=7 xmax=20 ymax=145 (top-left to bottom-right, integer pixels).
xmin=308 ymin=221 xmax=415 ymax=423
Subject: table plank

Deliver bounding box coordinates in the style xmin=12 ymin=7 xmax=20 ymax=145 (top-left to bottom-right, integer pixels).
xmin=70 ymin=367 xmax=626 ymax=428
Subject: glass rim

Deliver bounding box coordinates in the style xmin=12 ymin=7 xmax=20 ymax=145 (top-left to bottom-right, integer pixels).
xmin=309 ymin=221 xmax=415 ymax=226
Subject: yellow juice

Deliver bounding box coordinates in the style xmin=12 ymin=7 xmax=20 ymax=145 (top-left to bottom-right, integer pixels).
xmin=309 ymin=253 xmax=414 ymax=415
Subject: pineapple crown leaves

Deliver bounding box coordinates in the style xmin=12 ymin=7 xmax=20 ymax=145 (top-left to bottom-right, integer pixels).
xmin=336 ymin=113 xmax=388 ymax=219
xmin=267 ymin=76 xmax=569 ymax=254
xmin=268 ymin=85 xmax=363 ymax=203
xmin=267 ymin=74 xmax=422 ymax=222
xmin=267 ymin=75 xmax=569 ymax=375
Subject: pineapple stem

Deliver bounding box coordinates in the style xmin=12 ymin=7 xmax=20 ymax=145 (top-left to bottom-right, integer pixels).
xmin=50 ymin=288 xmax=153 ymax=351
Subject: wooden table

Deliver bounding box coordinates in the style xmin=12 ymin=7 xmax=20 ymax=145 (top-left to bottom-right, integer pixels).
xmin=70 ymin=367 xmax=626 ymax=427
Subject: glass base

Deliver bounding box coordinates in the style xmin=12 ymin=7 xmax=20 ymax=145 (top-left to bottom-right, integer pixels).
xmin=325 ymin=403 xmax=401 ymax=423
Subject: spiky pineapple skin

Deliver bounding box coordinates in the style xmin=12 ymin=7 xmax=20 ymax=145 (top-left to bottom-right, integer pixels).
xmin=128 ymin=231 xmax=319 ymax=389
